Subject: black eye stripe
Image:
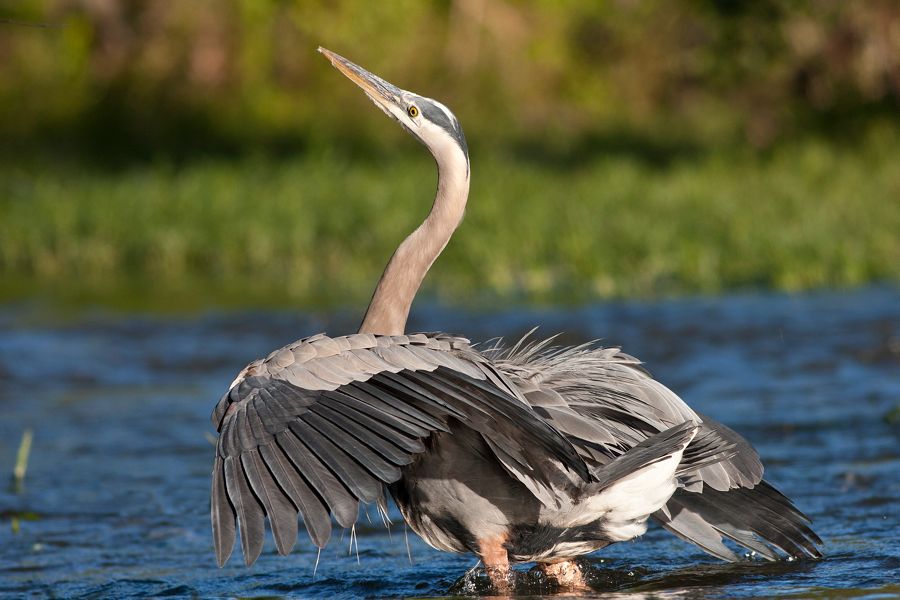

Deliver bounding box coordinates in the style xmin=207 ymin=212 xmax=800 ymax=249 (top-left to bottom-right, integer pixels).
xmin=419 ymin=102 xmax=452 ymax=130
xmin=418 ymin=100 xmax=469 ymax=157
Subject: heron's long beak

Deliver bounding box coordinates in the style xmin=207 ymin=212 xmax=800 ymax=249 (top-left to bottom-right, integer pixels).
xmin=318 ymin=47 xmax=404 ymax=114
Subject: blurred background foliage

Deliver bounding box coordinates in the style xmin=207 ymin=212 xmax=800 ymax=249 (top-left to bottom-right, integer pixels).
xmin=5 ymin=0 xmax=900 ymax=154
xmin=1 ymin=0 xmax=899 ymax=309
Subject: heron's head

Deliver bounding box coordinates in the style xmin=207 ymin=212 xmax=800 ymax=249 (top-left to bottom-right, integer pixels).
xmin=319 ymin=48 xmax=468 ymax=169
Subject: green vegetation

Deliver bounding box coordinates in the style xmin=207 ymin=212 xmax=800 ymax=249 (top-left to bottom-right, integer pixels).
xmin=2 ymin=2 xmax=899 ymax=309
xmin=12 ymin=429 xmax=33 ymax=494
xmin=2 ymin=1 xmax=899 ymax=154
xmin=3 ymin=126 xmax=898 ymax=310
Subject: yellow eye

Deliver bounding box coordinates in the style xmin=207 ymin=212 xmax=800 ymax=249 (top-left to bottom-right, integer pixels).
xmin=407 ymin=105 xmax=419 ymax=118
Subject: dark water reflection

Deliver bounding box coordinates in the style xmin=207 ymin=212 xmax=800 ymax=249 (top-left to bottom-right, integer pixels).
xmin=0 ymin=287 xmax=898 ymax=598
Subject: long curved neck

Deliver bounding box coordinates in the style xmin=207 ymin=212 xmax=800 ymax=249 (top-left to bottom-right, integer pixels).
xmin=358 ymin=144 xmax=469 ymax=335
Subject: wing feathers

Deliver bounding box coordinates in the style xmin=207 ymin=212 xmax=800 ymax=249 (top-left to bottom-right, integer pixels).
xmin=275 ymin=431 xmax=359 ymax=529
xmin=490 ymin=332 xmax=821 ymax=562
xmin=345 ymin=381 xmax=450 ymax=432
xmin=655 ymin=481 xmax=822 ymax=560
xmin=234 ymin=409 xmax=255 ymax=452
xmin=301 ymin=412 xmax=402 ymax=481
xmin=258 ymin=442 xmax=332 ymax=547
xmin=313 ymin=401 xmax=424 ymax=460
xmin=211 ymin=456 xmax=236 ymax=567
xmin=287 ymin=421 xmax=383 ymax=503
xmin=211 ymin=333 xmax=593 ymax=566
xmin=331 ymin=386 xmax=440 ymax=436
xmin=223 ymin=455 xmax=265 ymax=566
xmin=374 ymin=371 xmax=475 ymax=419
xmin=241 ymin=449 xmax=298 ymax=556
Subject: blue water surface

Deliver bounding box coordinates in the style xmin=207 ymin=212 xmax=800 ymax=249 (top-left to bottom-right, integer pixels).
xmin=0 ymin=287 xmax=898 ymax=598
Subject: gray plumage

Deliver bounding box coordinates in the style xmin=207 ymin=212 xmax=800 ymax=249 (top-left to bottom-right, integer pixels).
xmin=484 ymin=336 xmax=821 ymax=559
xmin=209 ymin=48 xmax=821 ymax=575
xmin=210 ymin=331 xmax=820 ymax=567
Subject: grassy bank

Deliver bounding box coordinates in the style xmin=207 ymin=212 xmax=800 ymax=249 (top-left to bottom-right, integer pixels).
xmin=2 ymin=129 xmax=899 ymax=311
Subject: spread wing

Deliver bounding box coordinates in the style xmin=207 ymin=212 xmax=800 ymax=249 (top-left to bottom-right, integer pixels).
xmin=488 ymin=334 xmax=822 ymax=561
xmin=487 ymin=338 xmax=739 ymax=478
xmin=210 ymin=332 xmax=590 ymax=567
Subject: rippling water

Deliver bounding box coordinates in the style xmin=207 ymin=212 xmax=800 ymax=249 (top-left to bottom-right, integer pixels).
xmin=1 ymin=288 xmax=898 ymax=598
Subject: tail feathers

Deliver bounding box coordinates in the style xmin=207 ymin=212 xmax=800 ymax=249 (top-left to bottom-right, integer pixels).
xmin=586 ymin=422 xmax=699 ymax=542
xmin=676 ymin=427 xmax=737 ymax=478
xmin=655 ymin=481 xmax=823 ymax=562
xmin=591 ymin=421 xmax=698 ymax=490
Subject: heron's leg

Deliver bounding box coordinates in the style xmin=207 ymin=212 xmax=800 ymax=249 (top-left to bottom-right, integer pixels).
xmin=478 ymin=535 xmax=511 ymax=591
xmin=537 ymin=560 xmax=588 ymax=590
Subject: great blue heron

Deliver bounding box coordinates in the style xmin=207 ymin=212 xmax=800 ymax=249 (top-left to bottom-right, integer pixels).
xmin=209 ymin=48 xmax=822 ymax=589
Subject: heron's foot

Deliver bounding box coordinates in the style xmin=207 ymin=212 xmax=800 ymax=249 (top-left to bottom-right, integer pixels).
xmin=483 ymin=565 xmax=512 ymax=594
xmin=479 ymin=535 xmax=512 ymax=594
xmin=536 ymin=560 xmax=589 ymax=591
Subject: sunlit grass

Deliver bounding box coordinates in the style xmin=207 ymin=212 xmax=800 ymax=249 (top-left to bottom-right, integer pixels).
xmin=2 ymin=130 xmax=899 ymax=310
